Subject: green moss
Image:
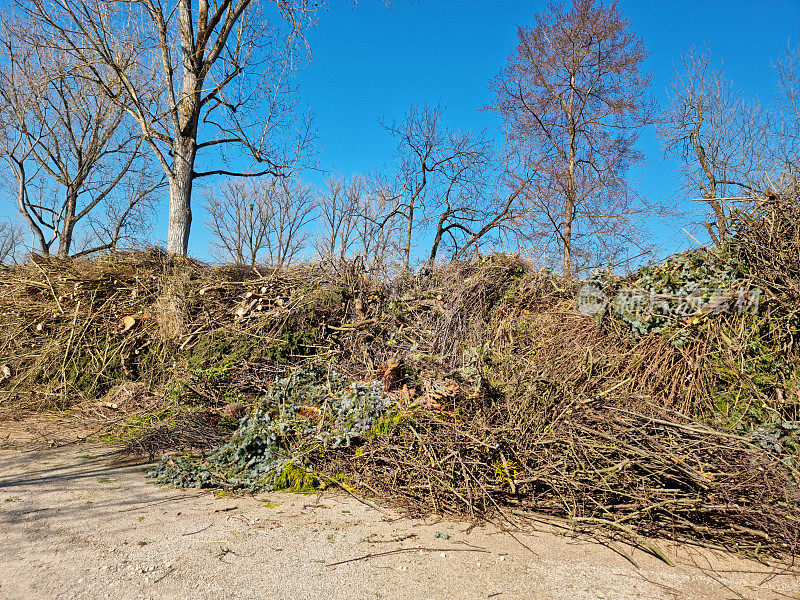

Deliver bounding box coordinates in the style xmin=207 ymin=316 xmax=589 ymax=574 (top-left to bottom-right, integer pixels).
xmin=212 ymin=489 xmax=241 ymax=498
xmin=368 ymin=406 xmax=408 ymax=437
xmin=187 ymin=334 xmax=258 ymax=372
xmin=274 ymin=463 xmax=319 ymax=493
xmin=265 ymin=330 xmax=319 ymax=364
xmin=492 ymin=458 xmax=519 ymax=486
xmin=191 ymin=364 xmax=231 ymax=382
xmin=187 ymin=329 xmax=319 ymax=372
xmin=324 ymin=472 xmax=352 ymax=488
xmin=698 ymin=313 xmax=796 ymax=429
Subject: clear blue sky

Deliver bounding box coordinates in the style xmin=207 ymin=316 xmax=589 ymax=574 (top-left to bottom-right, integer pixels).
xmin=4 ymin=0 xmax=800 ymax=262
xmin=284 ymin=0 xmax=800 ymax=263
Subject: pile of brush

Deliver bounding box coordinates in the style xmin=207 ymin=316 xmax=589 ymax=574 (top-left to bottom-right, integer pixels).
xmin=1 ymin=196 xmax=799 ymax=562
xmin=332 ymin=393 xmax=799 ymax=561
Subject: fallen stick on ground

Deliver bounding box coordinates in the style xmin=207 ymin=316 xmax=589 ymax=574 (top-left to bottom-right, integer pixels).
xmin=325 ymin=546 xmax=491 ymax=568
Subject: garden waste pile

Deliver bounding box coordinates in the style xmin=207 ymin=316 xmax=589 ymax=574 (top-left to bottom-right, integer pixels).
xmin=1 ymin=196 xmax=799 ymax=562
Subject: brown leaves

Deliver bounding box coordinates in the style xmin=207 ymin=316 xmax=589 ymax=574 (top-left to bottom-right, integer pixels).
xmin=411 ymin=378 xmax=459 ymax=412
xmin=120 ymin=315 xmax=136 ymax=332
xmin=377 ymin=360 xmax=404 ymax=392
xmin=221 ymin=402 xmax=247 ymax=421
xmin=297 ymin=405 xmax=323 ymax=422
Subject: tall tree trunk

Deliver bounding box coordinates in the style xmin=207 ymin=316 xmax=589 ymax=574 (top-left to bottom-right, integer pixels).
xmin=428 ymin=210 xmax=448 ymax=264
xmin=691 ymin=130 xmax=726 ymax=245
xmin=166 ymin=29 xmax=202 ymax=258
xmin=563 ymin=79 xmax=576 ymax=279
xmin=403 ymin=202 xmax=414 ymax=271
xmin=706 ymin=176 xmax=725 ymax=244
xmin=57 ymin=189 xmax=77 ymax=257
xmin=166 ymin=141 xmax=195 ymax=256
xmin=562 ymin=194 xmax=574 ymax=278
xmin=563 ymin=156 xmax=575 ymax=278
xmin=707 ymin=197 xmax=726 ymax=245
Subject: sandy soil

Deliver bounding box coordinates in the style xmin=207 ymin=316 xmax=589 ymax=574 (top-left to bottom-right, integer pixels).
xmin=1 ymin=440 xmax=799 ymax=600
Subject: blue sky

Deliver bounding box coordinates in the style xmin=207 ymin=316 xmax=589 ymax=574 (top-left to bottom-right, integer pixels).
xmin=4 ymin=0 xmax=800 ymax=262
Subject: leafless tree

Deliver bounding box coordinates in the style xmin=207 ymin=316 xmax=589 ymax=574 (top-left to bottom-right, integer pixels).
xmin=775 ymin=44 xmax=800 ymax=189
xmin=449 ymin=161 xmax=537 ymax=262
xmin=0 ymin=19 xmax=161 ymax=257
xmin=315 ymin=174 xmax=402 ymax=273
xmin=79 ymin=165 xmax=160 ymax=255
xmin=316 ymin=175 xmax=362 ymax=266
xmin=381 ymin=104 xmax=534 ymax=268
xmin=489 ymin=0 xmax=654 ymax=277
xmin=354 ymin=185 xmax=401 ymax=272
xmin=660 ymin=48 xmax=771 ymax=244
xmin=205 ymin=177 xmax=315 ymax=267
xmin=381 ymin=104 xmax=483 ymax=268
xmin=0 ymin=218 xmax=23 ymax=264
xmin=19 ymin=0 xmax=318 ymax=257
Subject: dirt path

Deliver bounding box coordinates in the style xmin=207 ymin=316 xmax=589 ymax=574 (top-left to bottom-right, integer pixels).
xmin=1 ymin=443 xmax=798 ymax=600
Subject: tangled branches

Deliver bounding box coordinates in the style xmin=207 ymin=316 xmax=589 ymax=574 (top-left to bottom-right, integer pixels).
xmin=336 ymin=398 xmax=799 ymax=559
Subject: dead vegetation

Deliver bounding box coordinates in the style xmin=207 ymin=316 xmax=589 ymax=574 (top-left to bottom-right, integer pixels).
xmin=0 ymin=198 xmax=799 ymax=562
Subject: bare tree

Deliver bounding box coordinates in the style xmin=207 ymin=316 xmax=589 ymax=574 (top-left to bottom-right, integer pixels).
xmin=316 ymin=175 xmax=362 ymax=266
xmin=79 ymin=164 xmax=161 ymax=255
xmin=660 ymin=48 xmax=771 ymax=244
xmin=315 ymin=174 xmax=402 ymax=273
xmin=450 ymin=158 xmax=538 ymax=262
xmin=489 ymin=0 xmax=654 ymax=277
xmin=0 ymin=37 xmax=42 ymax=254
xmin=205 ymin=177 xmax=315 ymax=267
xmin=205 ymin=182 xmax=268 ymax=266
xmin=354 ymin=185 xmax=401 ymax=272
xmin=381 ymin=104 xmax=476 ymax=269
xmin=261 ymin=178 xmax=316 ymax=268
xmin=364 ymin=104 xmax=542 ymax=268
xmin=0 ymin=20 xmax=161 ymax=257
xmin=775 ymin=44 xmax=800 ymax=189
xmin=0 ymin=218 xmax=23 ymax=265
xmin=382 ymin=103 xmax=531 ymax=267
xmin=20 ymin=0 xmax=318 ymax=257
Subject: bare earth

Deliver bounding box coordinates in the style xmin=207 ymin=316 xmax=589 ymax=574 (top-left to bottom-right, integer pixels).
xmin=1 ymin=438 xmax=798 ymax=599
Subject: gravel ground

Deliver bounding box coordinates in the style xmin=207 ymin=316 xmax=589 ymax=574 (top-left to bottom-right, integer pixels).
xmin=0 ymin=443 xmax=798 ymax=600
